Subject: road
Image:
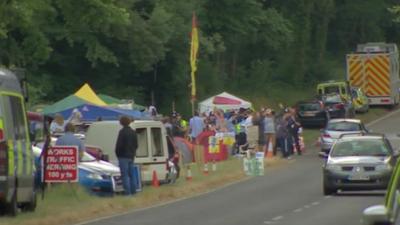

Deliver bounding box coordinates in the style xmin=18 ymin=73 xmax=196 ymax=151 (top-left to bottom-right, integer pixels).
xmin=81 ymin=110 xmax=400 ymax=225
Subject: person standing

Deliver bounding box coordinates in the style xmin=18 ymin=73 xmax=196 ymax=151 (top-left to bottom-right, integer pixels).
xmin=115 ymin=116 xmax=138 ymax=196
xmin=189 ymin=111 xmax=205 ymax=142
xmin=263 ymin=109 xmax=276 ymax=154
xmin=55 ymin=123 xmax=85 ymax=160
xmin=287 ymin=107 xmax=301 ymax=155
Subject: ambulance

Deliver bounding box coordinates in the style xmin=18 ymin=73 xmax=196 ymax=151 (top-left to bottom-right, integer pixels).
xmin=0 ymin=68 xmax=36 ymax=215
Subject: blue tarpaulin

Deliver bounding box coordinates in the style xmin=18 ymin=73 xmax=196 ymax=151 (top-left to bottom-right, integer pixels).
xmin=58 ymin=104 xmax=143 ymax=122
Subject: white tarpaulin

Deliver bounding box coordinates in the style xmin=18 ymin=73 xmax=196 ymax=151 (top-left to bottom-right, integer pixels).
xmin=198 ymin=92 xmax=252 ymax=114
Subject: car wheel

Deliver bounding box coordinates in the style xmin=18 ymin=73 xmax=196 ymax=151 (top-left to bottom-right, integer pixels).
xmin=6 ymin=190 xmax=18 ymax=216
xmin=323 ymin=181 xmax=336 ymax=196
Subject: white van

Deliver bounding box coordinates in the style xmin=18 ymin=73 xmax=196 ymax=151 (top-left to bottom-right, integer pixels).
xmin=84 ymin=120 xmax=169 ymax=183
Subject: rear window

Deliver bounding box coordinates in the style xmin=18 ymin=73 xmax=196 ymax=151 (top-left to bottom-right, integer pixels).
xmin=327 ymin=121 xmax=361 ymax=131
xmin=331 ymin=139 xmax=391 ymax=157
xmin=323 ymin=95 xmax=342 ymax=103
xmin=136 ymin=128 xmax=148 ymax=157
xmin=298 ymin=103 xmax=321 ymax=111
xmin=324 ymin=86 xmax=340 ymax=94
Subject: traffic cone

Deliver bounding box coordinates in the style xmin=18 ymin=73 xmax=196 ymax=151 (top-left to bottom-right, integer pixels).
xmin=203 ymin=163 xmax=209 ymax=175
xmin=152 ymin=170 xmax=159 ymax=187
xmin=186 ymin=166 xmax=193 ymax=181
xmin=265 ymin=142 xmax=274 ymax=158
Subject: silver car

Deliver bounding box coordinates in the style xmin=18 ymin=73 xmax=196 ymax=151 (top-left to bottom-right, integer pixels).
xmin=320 ymin=118 xmax=369 ymax=154
xmin=322 ymin=134 xmax=397 ymax=195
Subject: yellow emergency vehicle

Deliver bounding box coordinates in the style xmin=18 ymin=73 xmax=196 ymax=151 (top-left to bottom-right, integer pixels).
xmin=0 ymin=68 xmax=36 ymax=216
xmin=316 ymin=81 xmax=369 ymax=113
xmin=347 ymin=43 xmax=400 ymax=106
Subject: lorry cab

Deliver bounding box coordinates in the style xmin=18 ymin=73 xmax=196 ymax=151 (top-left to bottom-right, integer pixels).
xmin=0 ymin=68 xmax=36 ymax=215
xmin=84 ymin=120 xmax=169 ymax=183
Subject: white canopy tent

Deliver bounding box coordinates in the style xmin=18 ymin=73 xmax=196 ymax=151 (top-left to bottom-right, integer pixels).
xmin=198 ymin=92 xmax=252 ymax=114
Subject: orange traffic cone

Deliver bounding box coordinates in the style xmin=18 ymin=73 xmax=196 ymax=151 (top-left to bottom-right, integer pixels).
xmin=186 ymin=166 xmax=193 ymax=181
xmin=152 ymin=170 xmax=159 ymax=187
xmin=265 ymin=142 xmax=274 ymax=158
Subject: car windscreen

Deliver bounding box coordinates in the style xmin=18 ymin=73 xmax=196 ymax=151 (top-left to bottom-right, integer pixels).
xmin=81 ymin=152 xmax=96 ymax=162
xmin=299 ymin=103 xmax=321 ymax=111
xmin=331 ymin=139 xmax=391 ymax=157
xmin=326 ymin=121 xmax=361 ymax=131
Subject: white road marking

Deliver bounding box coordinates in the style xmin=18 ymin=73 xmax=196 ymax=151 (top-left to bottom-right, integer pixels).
xmin=311 ymin=201 xmax=320 ymax=206
xmin=304 ymin=205 xmax=311 ymax=209
xmin=293 ymin=208 xmax=303 ymax=213
xmin=324 ymin=195 xmax=332 ymax=199
xmin=272 ymin=216 xmax=283 ymax=221
xmin=366 ymin=108 xmax=400 ymax=127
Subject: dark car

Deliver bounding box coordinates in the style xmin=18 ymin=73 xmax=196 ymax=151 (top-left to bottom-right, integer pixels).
xmin=321 ymin=94 xmax=355 ymax=119
xmin=296 ymin=100 xmax=329 ymax=127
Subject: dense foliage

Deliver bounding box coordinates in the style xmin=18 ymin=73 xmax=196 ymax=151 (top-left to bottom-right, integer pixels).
xmin=1 ymin=0 xmax=400 ymax=114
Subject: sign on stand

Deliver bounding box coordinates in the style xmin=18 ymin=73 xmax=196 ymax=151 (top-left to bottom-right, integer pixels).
xmin=243 ymin=152 xmax=264 ymax=176
xmin=43 ymin=146 xmax=79 ymax=183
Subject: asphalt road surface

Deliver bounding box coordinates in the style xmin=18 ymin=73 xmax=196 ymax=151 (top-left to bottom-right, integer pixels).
xmin=80 ymin=109 xmax=400 ymax=225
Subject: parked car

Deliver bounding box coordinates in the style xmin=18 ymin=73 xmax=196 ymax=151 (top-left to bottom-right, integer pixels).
xmin=33 ymin=145 xmax=124 ymax=196
xmin=322 ymin=133 xmax=397 ymax=195
xmin=321 ymin=93 xmax=355 ymax=118
xmin=296 ymin=100 xmax=330 ymax=127
xmin=320 ymin=118 xmax=369 ymax=154
xmin=362 ymin=150 xmax=400 ymax=225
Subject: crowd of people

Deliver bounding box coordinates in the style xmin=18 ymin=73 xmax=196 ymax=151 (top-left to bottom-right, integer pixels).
xmin=161 ymin=105 xmax=303 ymax=160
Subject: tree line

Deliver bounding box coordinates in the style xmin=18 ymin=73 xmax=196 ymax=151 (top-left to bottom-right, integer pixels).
xmin=1 ymin=0 xmax=399 ymax=114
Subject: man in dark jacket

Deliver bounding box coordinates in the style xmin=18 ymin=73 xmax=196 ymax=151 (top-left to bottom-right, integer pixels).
xmin=115 ymin=116 xmax=138 ymax=195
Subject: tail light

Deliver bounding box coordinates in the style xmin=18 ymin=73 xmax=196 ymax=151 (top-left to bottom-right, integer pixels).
xmin=322 ymin=133 xmax=331 ymax=138
xmin=381 ymin=99 xmax=390 ymax=103
xmin=0 ymin=141 xmax=7 ymax=176
xmin=334 ymin=103 xmax=345 ymax=110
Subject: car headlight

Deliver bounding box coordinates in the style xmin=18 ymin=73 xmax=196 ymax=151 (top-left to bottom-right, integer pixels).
xmin=376 ymin=164 xmax=392 ymax=171
xmin=325 ymin=164 xmax=341 ymax=171
xmin=87 ymin=173 xmax=105 ymax=180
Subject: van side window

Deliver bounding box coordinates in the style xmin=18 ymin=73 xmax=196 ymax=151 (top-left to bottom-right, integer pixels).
xmin=151 ymin=128 xmax=164 ymax=157
xmin=4 ymin=95 xmax=27 ymax=140
xmin=136 ymin=128 xmax=148 ymax=157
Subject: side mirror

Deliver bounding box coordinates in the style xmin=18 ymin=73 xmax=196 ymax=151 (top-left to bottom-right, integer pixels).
xmin=362 ymin=205 xmax=389 ymax=225
xmin=319 ymin=152 xmax=329 ymax=159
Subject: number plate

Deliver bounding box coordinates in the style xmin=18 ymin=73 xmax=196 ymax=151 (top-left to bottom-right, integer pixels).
xmin=348 ymin=174 xmax=370 ymax=181
xmin=113 ymin=175 xmax=124 ymax=192
xmin=303 ymin=112 xmax=316 ymax=117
